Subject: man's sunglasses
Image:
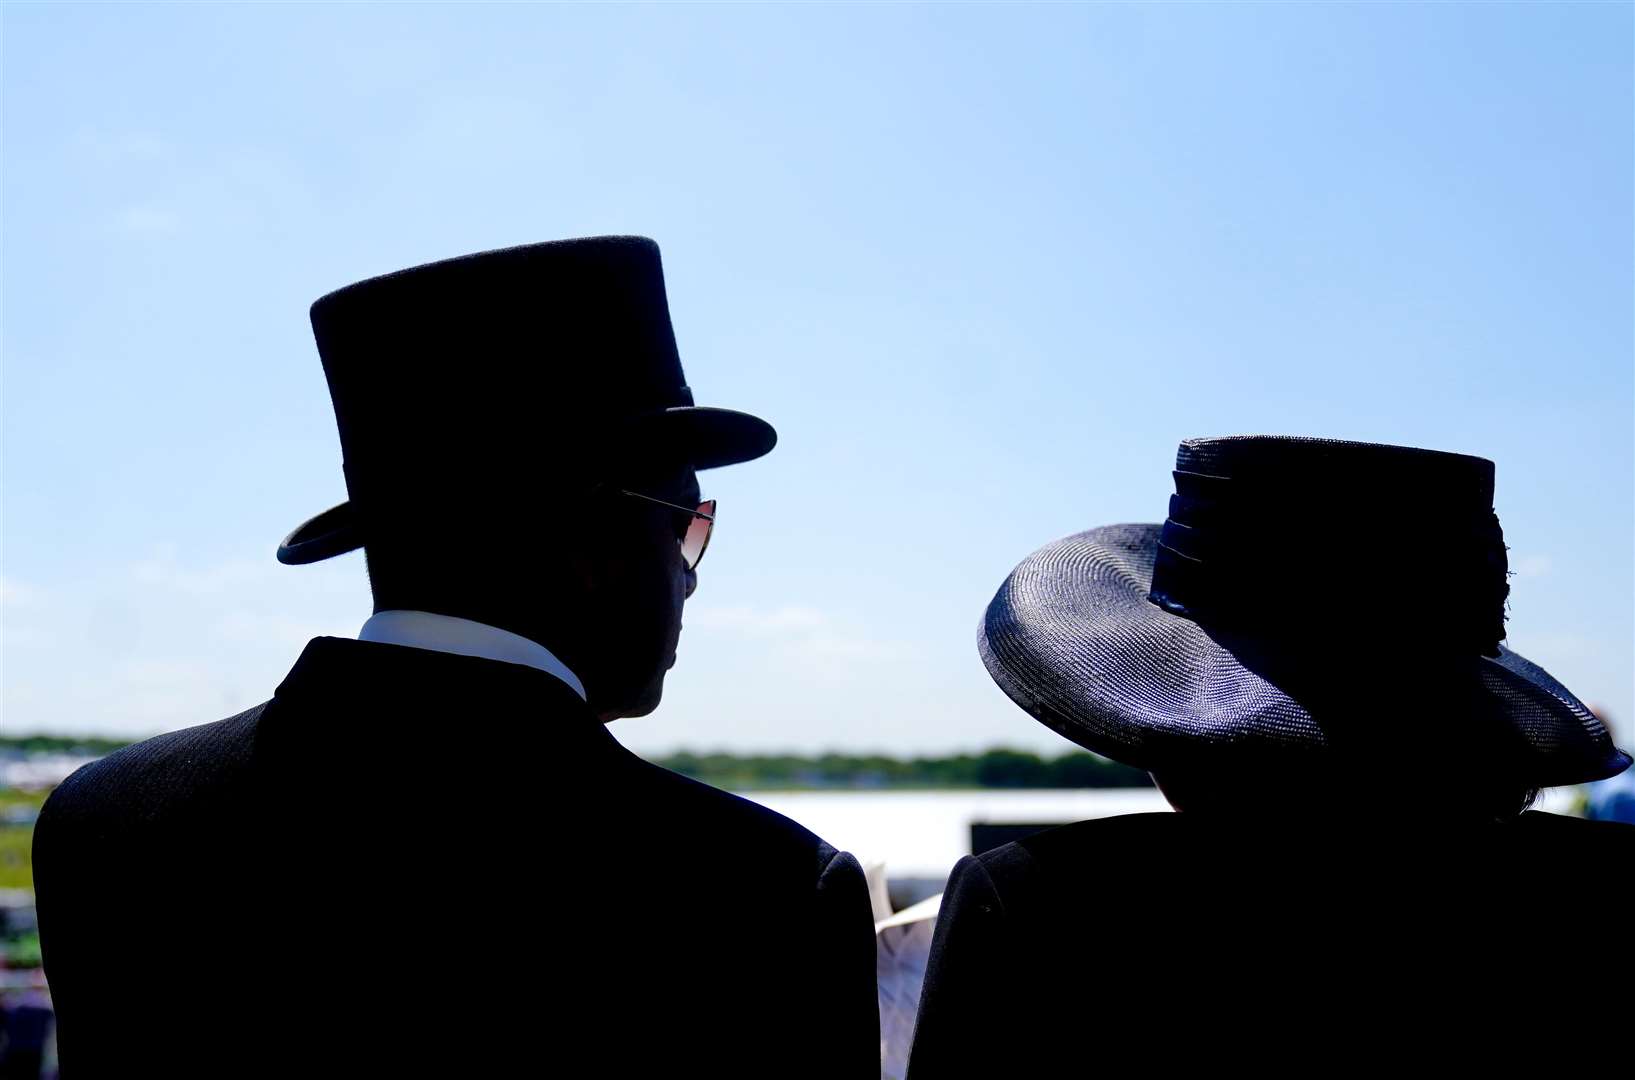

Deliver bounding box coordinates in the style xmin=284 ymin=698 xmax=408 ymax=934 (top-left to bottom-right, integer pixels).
xmin=618 ymin=489 xmax=717 ymax=570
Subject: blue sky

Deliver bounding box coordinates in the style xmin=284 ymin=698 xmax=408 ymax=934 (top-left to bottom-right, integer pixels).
xmin=4 ymin=3 xmax=1630 ymax=756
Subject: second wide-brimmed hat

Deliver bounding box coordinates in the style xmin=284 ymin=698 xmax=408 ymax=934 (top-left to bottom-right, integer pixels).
xmin=978 ymin=436 xmax=1630 ymax=788
xmin=278 ymin=236 xmax=775 ymax=565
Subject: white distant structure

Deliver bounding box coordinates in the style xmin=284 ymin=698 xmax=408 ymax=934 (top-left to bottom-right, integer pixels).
xmin=748 ymin=788 xmax=1172 ymax=882
xmin=0 ymin=753 xmax=96 ymax=791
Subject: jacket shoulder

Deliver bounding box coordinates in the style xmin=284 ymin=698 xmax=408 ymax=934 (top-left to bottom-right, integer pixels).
xmin=1506 ymin=809 xmax=1635 ymax=864
xmin=978 ymin=811 xmax=1177 ymax=873
xmin=1014 ymin=810 xmax=1178 ymax=850
xmin=1514 ymin=808 xmax=1635 ymax=838
xmin=979 ymin=809 xmax=1635 ymax=888
xmin=622 ymin=754 xmax=840 ymax=872
xmin=37 ymin=703 xmax=269 ymax=842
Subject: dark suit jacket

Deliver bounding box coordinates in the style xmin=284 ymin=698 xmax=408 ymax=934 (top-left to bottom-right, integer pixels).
xmin=908 ymin=810 xmax=1634 ymax=1077
xmin=34 ymin=637 xmax=879 ymax=1077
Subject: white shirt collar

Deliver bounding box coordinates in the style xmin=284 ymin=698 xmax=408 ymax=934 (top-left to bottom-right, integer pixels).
xmin=357 ymin=610 xmax=587 ymax=702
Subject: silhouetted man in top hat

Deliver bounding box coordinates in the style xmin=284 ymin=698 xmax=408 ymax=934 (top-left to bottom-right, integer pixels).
xmin=34 ymin=237 xmax=880 ymax=1077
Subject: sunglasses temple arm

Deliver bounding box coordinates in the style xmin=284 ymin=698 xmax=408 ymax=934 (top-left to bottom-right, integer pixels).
xmin=619 ymin=489 xmax=712 ymax=520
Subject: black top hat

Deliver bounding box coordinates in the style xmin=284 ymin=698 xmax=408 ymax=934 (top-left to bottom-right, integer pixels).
xmin=277 ymin=236 xmax=776 ymax=565
xmin=978 ymin=436 xmax=1630 ymax=788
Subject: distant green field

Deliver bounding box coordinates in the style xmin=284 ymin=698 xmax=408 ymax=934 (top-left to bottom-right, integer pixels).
xmin=0 ymin=789 xmax=47 ymax=891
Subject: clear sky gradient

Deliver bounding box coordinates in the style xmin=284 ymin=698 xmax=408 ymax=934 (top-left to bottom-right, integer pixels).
xmin=4 ymin=3 xmax=1631 ymax=756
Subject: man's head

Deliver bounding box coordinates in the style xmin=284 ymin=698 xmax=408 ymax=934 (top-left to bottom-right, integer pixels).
xmin=277 ymin=238 xmax=776 ymax=716
xmin=364 ymin=457 xmax=705 ymax=722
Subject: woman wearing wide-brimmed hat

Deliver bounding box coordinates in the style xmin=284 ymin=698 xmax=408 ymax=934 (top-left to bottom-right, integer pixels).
xmin=907 ymin=436 xmax=1632 ymax=1077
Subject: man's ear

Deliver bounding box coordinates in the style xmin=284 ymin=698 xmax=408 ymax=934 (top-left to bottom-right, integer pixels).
xmin=558 ymin=515 xmax=635 ymax=599
xmin=565 ymin=547 xmax=601 ymax=594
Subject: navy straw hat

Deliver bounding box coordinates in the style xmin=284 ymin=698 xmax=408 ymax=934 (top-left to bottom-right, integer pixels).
xmin=979 ymin=436 xmax=1630 ymax=788
xmin=278 ymin=236 xmax=776 ymax=565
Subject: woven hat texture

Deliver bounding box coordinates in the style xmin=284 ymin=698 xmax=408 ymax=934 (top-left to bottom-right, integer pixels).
xmin=978 ymin=437 xmax=1630 ymax=788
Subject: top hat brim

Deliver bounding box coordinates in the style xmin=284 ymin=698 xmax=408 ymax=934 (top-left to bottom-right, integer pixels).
xmin=276 ymin=405 xmax=776 ymax=566
xmin=978 ymin=523 xmax=1632 ymax=788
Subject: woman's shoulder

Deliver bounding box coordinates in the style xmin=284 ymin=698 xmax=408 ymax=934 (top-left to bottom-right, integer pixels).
xmin=969 ymin=809 xmax=1635 ymax=895
xmin=1512 ymin=808 xmax=1634 ymax=832
xmin=1503 ymin=808 xmax=1635 ymax=860
xmin=982 ymin=811 xmax=1196 ymax=864
xmin=965 ymin=812 xmax=1188 ymax=902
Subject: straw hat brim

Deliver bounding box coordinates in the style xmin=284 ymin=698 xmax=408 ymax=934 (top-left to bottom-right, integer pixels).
xmin=979 ymin=523 xmax=1631 ymax=788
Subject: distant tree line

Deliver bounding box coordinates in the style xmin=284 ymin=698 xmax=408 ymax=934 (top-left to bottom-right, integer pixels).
xmin=654 ymin=748 xmax=1153 ymax=790
xmin=0 ymin=734 xmax=132 ymax=756
xmin=1 ymin=735 xmax=1152 ymax=791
